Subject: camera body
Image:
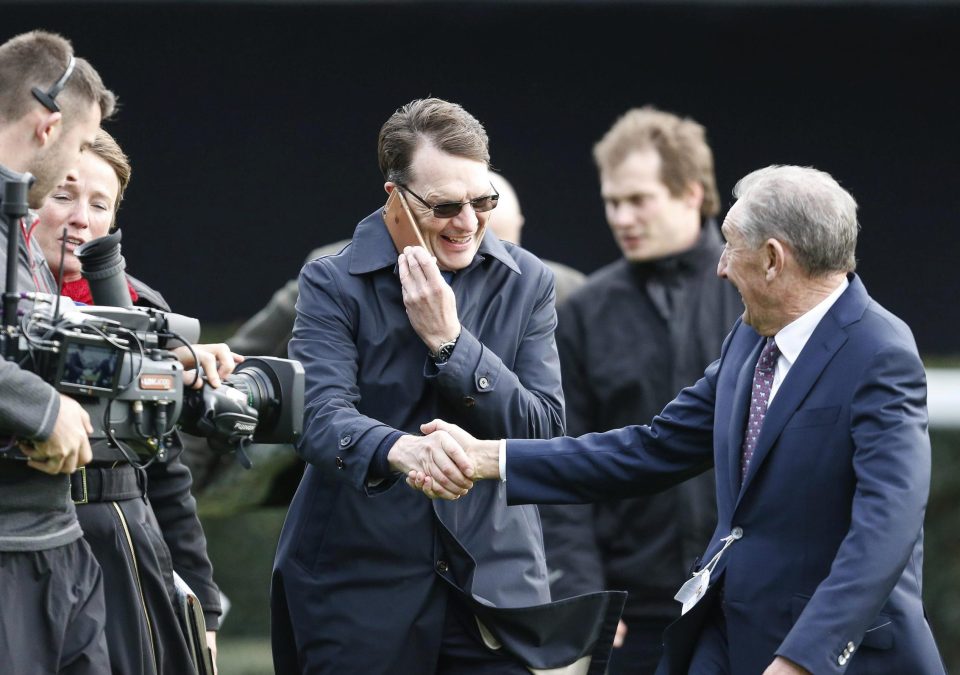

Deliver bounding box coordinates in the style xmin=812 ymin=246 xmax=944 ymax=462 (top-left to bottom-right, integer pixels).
xmin=17 ymin=298 xmax=193 ymax=462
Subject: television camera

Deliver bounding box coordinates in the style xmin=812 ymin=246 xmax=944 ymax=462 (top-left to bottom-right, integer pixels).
xmin=1 ymin=171 xmax=303 ymax=468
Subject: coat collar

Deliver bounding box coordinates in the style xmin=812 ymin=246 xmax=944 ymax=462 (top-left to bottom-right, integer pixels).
xmin=628 ymin=218 xmax=724 ymax=281
xmin=347 ymin=207 xmax=521 ymax=276
xmin=731 ymin=273 xmax=868 ymax=504
xmin=0 ymin=163 xmax=25 ymax=184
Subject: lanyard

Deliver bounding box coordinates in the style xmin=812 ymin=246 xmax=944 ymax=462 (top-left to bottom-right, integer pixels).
xmin=674 ymin=527 xmax=743 ymax=615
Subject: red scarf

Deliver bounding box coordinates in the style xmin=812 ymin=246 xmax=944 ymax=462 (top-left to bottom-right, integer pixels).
xmin=62 ymin=277 xmax=139 ymax=305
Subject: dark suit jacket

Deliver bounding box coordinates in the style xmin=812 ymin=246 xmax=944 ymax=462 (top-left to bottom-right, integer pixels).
xmin=272 ymin=210 xmax=623 ymax=674
xmin=505 ymin=275 xmax=944 ymax=675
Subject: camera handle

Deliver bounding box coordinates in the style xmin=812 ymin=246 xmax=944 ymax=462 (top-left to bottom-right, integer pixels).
xmin=2 ymin=173 xmax=33 ymax=359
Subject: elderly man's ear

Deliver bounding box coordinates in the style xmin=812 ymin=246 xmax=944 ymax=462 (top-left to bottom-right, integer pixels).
xmin=763 ymin=238 xmax=788 ymax=281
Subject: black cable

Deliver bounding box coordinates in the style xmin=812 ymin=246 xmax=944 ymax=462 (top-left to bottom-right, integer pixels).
xmin=75 ymin=322 xmax=147 ymax=396
xmin=161 ymin=330 xmax=202 ymax=388
xmin=52 ymin=227 xmax=66 ymax=322
xmin=102 ymin=398 xmax=161 ymax=470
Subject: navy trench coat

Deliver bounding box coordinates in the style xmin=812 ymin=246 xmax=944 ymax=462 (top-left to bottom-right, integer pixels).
xmin=272 ymin=209 xmax=624 ymax=674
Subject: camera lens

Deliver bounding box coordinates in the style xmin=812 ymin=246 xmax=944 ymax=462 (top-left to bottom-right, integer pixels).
xmin=225 ymin=366 xmax=275 ymax=423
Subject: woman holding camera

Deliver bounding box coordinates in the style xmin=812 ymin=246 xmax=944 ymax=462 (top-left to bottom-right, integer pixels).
xmin=34 ymin=129 xmax=237 ymax=675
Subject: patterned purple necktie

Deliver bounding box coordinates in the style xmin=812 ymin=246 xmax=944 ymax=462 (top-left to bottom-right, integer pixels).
xmin=741 ymin=337 xmax=781 ymax=483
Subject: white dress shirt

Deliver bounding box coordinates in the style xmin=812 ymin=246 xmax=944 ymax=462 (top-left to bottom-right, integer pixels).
xmin=769 ymin=277 xmax=849 ymax=404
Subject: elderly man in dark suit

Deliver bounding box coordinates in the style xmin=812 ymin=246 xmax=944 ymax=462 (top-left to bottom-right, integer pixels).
xmin=416 ymin=165 xmax=945 ymax=675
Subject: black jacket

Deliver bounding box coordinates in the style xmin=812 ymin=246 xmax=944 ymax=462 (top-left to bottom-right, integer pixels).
xmin=540 ymin=222 xmax=743 ymax=622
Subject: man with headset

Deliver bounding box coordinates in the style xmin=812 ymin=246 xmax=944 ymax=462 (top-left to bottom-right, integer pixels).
xmin=0 ymin=29 xmax=116 ymax=673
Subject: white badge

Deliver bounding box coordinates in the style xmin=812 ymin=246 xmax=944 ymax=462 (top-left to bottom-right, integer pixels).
xmin=673 ymin=528 xmax=742 ymax=616
xmin=674 ymin=568 xmax=711 ymax=615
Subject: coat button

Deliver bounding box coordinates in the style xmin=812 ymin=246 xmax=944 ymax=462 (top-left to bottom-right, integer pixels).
xmin=462 ymin=396 xmax=476 ymax=408
xmin=847 ymin=641 xmax=855 ymax=652
xmin=436 ymin=560 xmax=449 ymax=573
xmin=335 ymin=456 xmax=345 ymax=469
xmin=339 ymin=435 xmax=351 ymax=447
xmin=730 ymin=526 xmax=743 ymax=539
xmin=838 ymin=654 xmax=847 ymax=666
xmin=478 ymin=376 xmax=489 ymax=390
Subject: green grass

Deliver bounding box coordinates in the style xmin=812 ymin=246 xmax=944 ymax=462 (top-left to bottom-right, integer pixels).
xmin=216 ymin=637 xmax=273 ymax=675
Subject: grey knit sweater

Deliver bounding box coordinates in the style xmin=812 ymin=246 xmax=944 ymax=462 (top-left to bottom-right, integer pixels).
xmin=0 ymin=163 xmax=81 ymax=551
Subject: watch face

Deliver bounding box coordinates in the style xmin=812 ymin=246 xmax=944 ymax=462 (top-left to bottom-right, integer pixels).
xmin=434 ymin=339 xmax=456 ymax=363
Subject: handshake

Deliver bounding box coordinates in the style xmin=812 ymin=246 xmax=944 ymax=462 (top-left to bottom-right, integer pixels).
xmin=386 ymin=420 xmax=502 ymax=500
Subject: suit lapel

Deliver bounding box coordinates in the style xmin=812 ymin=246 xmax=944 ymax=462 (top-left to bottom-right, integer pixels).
xmin=727 ymin=337 xmax=764 ymax=500
xmin=734 ymin=274 xmax=868 ymax=503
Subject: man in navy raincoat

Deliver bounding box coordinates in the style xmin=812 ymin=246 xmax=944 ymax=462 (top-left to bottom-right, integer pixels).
xmin=271 ymin=98 xmax=623 ymax=675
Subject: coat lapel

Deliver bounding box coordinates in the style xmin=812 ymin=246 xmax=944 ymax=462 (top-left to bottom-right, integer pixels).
xmin=735 ymin=276 xmax=870 ymax=502
xmin=727 ymin=337 xmax=764 ymax=501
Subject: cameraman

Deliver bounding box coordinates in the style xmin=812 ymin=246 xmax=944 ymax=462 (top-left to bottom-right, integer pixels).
xmin=0 ymin=30 xmax=116 ymax=673
xmin=35 ymin=128 xmax=235 ymax=674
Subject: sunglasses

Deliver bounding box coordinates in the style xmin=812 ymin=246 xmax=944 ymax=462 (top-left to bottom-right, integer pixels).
xmin=399 ymin=182 xmax=499 ymax=219
xmin=32 ymin=55 xmax=76 ymax=113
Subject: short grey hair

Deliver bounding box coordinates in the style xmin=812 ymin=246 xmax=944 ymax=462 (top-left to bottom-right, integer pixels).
xmin=731 ymin=165 xmax=859 ymax=275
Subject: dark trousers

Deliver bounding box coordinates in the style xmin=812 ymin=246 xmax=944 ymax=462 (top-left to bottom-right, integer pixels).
xmin=0 ymin=538 xmax=110 ymax=674
xmin=436 ymin=592 xmax=530 ymax=674
xmin=687 ymin=596 xmax=730 ymax=675
xmin=271 ymin=571 xmax=529 ymax=675
xmin=78 ymin=497 xmax=197 ymax=675
xmin=608 ymin=617 xmax=670 ymax=675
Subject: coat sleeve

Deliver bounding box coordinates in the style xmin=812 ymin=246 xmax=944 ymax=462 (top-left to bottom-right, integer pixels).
xmin=227 ymin=278 xmax=299 ymax=357
xmin=228 ymin=242 xmax=351 ymax=358
xmin=537 ymin=295 xmax=606 ymax=597
xmin=428 ymin=264 xmax=565 ymax=441
xmin=775 ymin=344 xmax=931 ymax=674
xmin=288 ymin=258 xmax=403 ymax=493
xmin=505 ymin=355 xmax=720 ymax=506
xmin=147 ymin=453 xmax=222 ymax=630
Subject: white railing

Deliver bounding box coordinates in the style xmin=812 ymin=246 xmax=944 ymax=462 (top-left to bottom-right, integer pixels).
xmin=927 ymin=369 xmax=960 ymax=429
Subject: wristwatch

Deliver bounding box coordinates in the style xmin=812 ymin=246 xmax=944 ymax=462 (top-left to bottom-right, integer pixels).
xmin=431 ymin=333 xmax=460 ymax=365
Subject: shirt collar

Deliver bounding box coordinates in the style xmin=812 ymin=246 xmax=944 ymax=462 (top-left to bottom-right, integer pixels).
xmin=774 ymin=276 xmax=850 ymax=367
xmin=348 ymin=207 xmax=521 ymax=276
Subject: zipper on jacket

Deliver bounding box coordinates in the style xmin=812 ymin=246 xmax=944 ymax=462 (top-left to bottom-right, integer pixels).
xmin=112 ymin=501 xmax=158 ymax=671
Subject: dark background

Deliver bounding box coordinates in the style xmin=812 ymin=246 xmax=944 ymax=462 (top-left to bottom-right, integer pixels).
xmin=6 ymin=2 xmax=959 ymax=354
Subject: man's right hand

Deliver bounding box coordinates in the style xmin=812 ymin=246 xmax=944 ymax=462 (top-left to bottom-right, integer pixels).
xmin=387 ymin=432 xmax=475 ymax=500
xmin=406 ymin=420 xmax=502 ymax=499
xmin=20 ymin=394 xmax=93 ymax=474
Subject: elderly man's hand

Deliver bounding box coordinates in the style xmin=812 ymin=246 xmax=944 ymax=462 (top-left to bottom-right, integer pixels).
xmin=172 ymin=343 xmax=244 ymax=389
xmin=398 ymin=246 xmax=461 ymax=355
xmin=20 ymin=394 xmax=93 ymax=474
xmin=407 ymin=420 xmax=502 ymax=498
xmin=388 ymin=432 xmax=474 ymax=500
